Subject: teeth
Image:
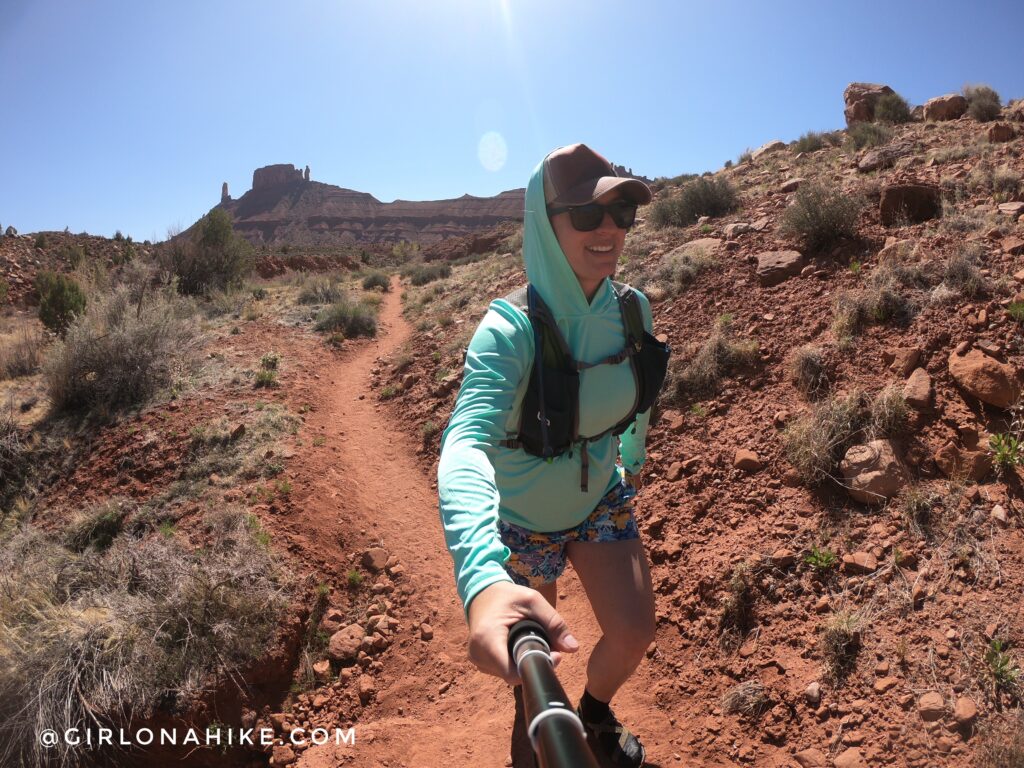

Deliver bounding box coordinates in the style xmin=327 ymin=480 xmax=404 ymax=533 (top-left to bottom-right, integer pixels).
xmin=588 ymin=245 xmax=613 ymax=252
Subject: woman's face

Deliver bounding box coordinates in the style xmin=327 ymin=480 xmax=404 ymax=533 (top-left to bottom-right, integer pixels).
xmin=549 ymin=188 xmax=627 ymax=301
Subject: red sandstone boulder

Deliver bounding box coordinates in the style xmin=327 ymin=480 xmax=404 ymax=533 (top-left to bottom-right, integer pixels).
xmin=948 ymin=348 xmax=1021 ymax=408
xmin=924 ymin=94 xmax=968 ymax=121
xmin=839 ymin=440 xmax=906 ymax=504
xmin=844 ymin=83 xmax=895 ymax=125
xmin=880 ymin=184 xmax=941 ymax=225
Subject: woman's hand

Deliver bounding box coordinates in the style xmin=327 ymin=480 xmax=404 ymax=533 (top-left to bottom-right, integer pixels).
xmin=466 ymin=581 xmax=579 ymax=685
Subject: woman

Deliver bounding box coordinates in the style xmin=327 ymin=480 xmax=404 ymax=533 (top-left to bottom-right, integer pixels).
xmin=438 ymin=143 xmax=666 ymax=767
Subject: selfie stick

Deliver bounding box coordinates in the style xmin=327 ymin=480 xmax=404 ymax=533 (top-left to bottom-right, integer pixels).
xmin=507 ymin=620 xmax=600 ymax=768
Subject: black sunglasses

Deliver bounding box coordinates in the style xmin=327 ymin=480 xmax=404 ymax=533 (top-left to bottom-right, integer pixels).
xmin=546 ymin=200 xmax=638 ymax=231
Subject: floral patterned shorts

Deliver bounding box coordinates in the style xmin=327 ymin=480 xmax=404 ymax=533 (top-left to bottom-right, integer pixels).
xmin=498 ymin=478 xmax=640 ymax=589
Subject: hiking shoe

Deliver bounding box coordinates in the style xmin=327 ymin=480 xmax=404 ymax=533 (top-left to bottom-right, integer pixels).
xmin=576 ymin=704 xmax=646 ymax=767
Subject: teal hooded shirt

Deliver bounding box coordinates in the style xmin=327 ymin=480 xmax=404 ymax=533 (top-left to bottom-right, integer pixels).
xmin=437 ymin=158 xmax=653 ymax=617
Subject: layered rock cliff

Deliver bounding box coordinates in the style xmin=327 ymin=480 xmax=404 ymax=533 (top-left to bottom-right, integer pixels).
xmin=217 ymin=164 xmax=524 ymax=246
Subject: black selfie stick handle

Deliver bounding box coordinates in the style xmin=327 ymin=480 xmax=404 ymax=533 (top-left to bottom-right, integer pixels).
xmin=508 ymin=620 xmax=599 ymax=768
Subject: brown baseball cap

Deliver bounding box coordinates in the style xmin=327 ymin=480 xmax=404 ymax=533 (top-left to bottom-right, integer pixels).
xmin=543 ymin=143 xmax=651 ymax=207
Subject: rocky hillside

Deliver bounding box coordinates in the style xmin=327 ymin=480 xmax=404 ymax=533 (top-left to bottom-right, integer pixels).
xmin=213 ymin=163 xmax=525 ymax=246
xmin=375 ymin=83 xmax=1024 ymax=767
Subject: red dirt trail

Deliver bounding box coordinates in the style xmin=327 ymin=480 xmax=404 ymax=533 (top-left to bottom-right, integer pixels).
xmin=288 ymin=278 xmax=696 ymax=768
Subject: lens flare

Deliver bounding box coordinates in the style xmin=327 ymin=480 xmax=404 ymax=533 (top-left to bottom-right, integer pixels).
xmin=478 ymin=131 xmax=507 ymax=172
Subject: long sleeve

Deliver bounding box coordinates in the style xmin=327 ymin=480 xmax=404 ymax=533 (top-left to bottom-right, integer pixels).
xmin=618 ymin=290 xmax=655 ymax=473
xmin=437 ymin=305 xmax=533 ymax=619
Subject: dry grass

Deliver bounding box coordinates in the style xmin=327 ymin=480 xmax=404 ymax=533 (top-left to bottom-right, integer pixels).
xmin=721 ymin=680 xmax=771 ymax=718
xmin=787 ymin=344 xmax=829 ymax=398
xmin=868 ymin=383 xmax=909 ymax=438
xmin=665 ymin=316 xmax=759 ymax=403
xmin=0 ymin=509 xmax=291 ymax=767
xmin=43 ymin=284 xmax=201 ymax=415
xmin=782 ymin=392 xmax=864 ymax=485
xmin=652 ymin=243 xmax=718 ymax=295
xmin=976 ymin=709 xmax=1024 ymax=767
xmin=0 ymin=329 xmax=46 ymax=380
xmin=820 ymin=610 xmax=862 ymax=684
xmin=832 ymin=266 xmax=918 ymax=343
xmin=719 ymin=563 xmax=756 ymax=650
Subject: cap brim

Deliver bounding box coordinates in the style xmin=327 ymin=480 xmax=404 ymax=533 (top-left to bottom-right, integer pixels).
xmin=553 ymin=176 xmax=652 ymax=206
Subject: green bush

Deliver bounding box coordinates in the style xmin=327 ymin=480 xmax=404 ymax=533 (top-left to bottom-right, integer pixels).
xmin=779 ymin=182 xmax=862 ymax=252
xmin=964 ymin=84 xmax=1002 ymax=122
xmin=315 ymin=295 xmax=378 ymax=338
xmin=362 ymin=271 xmax=390 ymax=291
xmin=649 ymin=176 xmax=737 ymax=228
xmin=160 ymin=208 xmax=254 ymax=296
xmin=0 ymin=278 xmax=7 ymax=305
xmin=297 ymin=275 xmax=344 ymax=305
xmin=845 ymin=122 xmax=892 ymax=150
xmin=874 ymin=92 xmax=912 ymax=124
xmin=792 ymin=131 xmax=829 ymax=153
xmin=43 ymin=284 xmax=199 ymax=413
xmin=408 ymin=263 xmax=451 ymax=286
xmin=34 ymin=233 xmax=47 ymax=249
xmin=35 ymin=271 xmax=87 ymax=335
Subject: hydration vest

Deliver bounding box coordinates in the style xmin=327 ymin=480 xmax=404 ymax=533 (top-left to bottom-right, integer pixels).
xmin=501 ymin=281 xmax=670 ymax=492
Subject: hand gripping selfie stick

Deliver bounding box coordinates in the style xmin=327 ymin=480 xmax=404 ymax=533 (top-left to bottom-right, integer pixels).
xmin=508 ymin=620 xmax=600 ymax=768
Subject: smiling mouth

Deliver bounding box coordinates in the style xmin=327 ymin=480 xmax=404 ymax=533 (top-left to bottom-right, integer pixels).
xmin=585 ymin=244 xmax=615 ymax=253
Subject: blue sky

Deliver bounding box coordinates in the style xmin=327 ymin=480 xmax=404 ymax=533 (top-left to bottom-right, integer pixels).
xmin=1 ymin=0 xmax=1022 ymax=242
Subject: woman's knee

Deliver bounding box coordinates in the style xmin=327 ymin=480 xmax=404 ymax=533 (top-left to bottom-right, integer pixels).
xmin=604 ymin=611 xmax=656 ymax=656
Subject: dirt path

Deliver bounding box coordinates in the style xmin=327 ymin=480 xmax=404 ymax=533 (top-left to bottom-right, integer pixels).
xmin=286 ymin=278 xmax=684 ymax=768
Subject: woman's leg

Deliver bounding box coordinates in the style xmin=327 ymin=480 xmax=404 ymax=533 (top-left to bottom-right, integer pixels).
xmin=566 ymin=538 xmax=655 ymax=702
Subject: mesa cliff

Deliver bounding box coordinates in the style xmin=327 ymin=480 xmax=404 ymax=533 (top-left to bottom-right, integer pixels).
xmin=215 ymin=163 xmax=524 ymax=246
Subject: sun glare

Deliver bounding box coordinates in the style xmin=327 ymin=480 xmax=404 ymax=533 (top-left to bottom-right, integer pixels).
xmin=478 ymin=131 xmax=508 ymax=172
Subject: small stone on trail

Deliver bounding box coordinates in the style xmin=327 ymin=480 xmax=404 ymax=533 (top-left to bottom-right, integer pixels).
xmin=804 ymin=681 xmax=821 ymax=708
xmin=362 ymin=547 xmax=389 ymax=572
xmin=918 ymin=691 xmax=945 ymax=721
xmin=733 ymin=449 xmax=762 ymax=472
xmin=954 ymin=696 xmax=978 ymax=727
xmin=420 ymin=623 xmax=434 ymax=641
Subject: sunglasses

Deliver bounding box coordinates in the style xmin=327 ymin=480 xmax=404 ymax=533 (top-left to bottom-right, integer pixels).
xmin=546 ymin=200 xmax=638 ymax=231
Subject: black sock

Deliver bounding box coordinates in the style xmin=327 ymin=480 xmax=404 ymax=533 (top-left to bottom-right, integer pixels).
xmin=579 ymin=688 xmax=610 ymax=722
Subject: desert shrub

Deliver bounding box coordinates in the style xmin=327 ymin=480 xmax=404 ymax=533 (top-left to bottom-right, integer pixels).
xmin=59 ymin=243 xmax=86 ymax=269
xmin=721 ymin=680 xmax=771 ymax=718
xmin=34 ymin=233 xmax=47 ymax=249
xmin=792 ymin=131 xmax=828 ymax=153
xmin=820 ymin=611 xmax=862 ymax=683
xmin=0 ymin=407 xmax=28 ymax=502
xmin=782 ymin=392 xmax=864 ymax=485
xmin=159 ymin=208 xmax=254 ymax=296
xmin=315 ymin=295 xmax=378 ymax=338
xmin=868 ymin=383 xmax=909 ymax=438
xmin=779 ymin=182 xmax=862 ymax=253
xmin=35 ymin=271 xmax=87 ymax=335
xmin=0 ymin=278 xmax=7 ymax=305
xmin=665 ymin=316 xmax=758 ymax=402
xmin=0 ymin=512 xmax=289 ymax=767
xmin=297 ymin=275 xmax=344 ymax=305
xmin=407 ymin=263 xmax=451 ymax=286
xmin=976 ymin=709 xmax=1024 ymax=768
xmin=43 ymin=284 xmax=200 ymax=414
xmin=649 ymin=177 xmax=737 ymax=228
xmin=788 ymin=345 xmax=829 ymax=398
xmin=362 ymin=271 xmax=390 ymax=291
xmin=832 ymin=283 xmax=913 ymax=342
xmin=964 ymin=84 xmax=1002 ymax=122
xmin=941 ymin=247 xmax=986 ymax=299
xmin=874 ymin=92 xmax=912 ymax=124
xmin=845 ymin=122 xmax=892 ymax=150
xmin=653 ymin=244 xmax=718 ymax=294
xmin=718 ymin=563 xmax=756 ymax=648
xmin=0 ymin=328 xmax=45 ymax=379
xmin=64 ymin=498 xmax=133 ymax=553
